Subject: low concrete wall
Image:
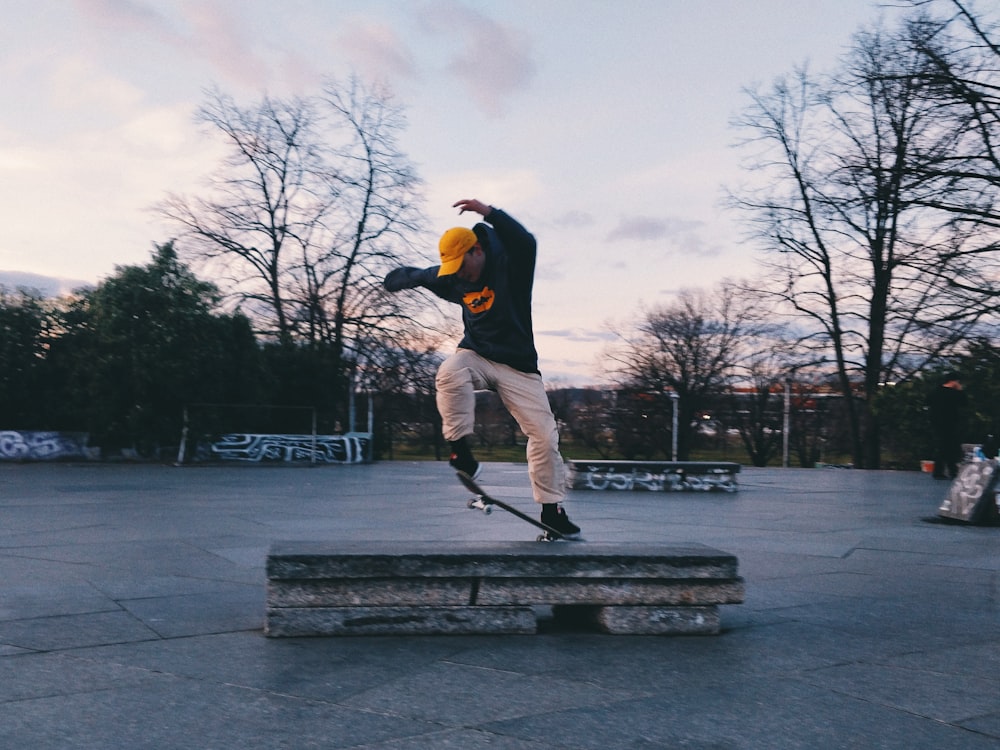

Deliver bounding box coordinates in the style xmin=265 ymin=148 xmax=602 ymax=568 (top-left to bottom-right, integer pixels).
xmin=266 ymin=541 xmax=744 ymax=636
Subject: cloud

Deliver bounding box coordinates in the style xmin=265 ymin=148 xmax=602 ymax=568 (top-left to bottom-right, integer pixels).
xmin=537 ymin=328 xmax=616 ymax=344
xmin=118 ymin=102 xmax=213 ymax=154
xmin=337 ymin=17 xmax=418 ymax=82
xmin=417 ymin=2 xmax=536 ymax=117
xmin=597 ymin=215 xmax=725 ymax=280
xmin=179 ymin=3 xmax=272 ymax=88
xmin=427 ymin=168 xmax=543 ymax=219
xmin=0 ymin=146 xmax=42 ymax=173
xmin=47 ymin=56 xmax=144 ymax=116
xmin=72 ymin=0 xmax=177 ymax=35
xmin=606 ymin=215 xmax=673 ymax=243
xmin=71 ymin=0 xmax=188 ymax=53
xmin=72 ymin=0 xmax=272 ymax=89
xmin=552 ymin=210 xmax=596 ymax=229
xmin=605 ymin=215 xmax=720 ymax=254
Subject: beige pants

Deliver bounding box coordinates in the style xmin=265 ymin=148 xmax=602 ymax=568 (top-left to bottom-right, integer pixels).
xmin=436 ymin=349 xmax=566 ymax=505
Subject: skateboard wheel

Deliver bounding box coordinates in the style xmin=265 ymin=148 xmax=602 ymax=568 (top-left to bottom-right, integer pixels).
xmin=467 ymin=498 xmax=493 ymax=514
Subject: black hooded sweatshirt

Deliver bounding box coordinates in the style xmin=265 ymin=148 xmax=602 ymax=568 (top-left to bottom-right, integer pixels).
xmin=383 ymin=208 xmax=540 ymax=374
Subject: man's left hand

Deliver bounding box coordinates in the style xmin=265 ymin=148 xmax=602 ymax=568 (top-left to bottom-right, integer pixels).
xmin=453 ymin=199 xmax=492 ymax=217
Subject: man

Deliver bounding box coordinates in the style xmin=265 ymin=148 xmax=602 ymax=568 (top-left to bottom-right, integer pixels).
xmin=383 ymin=198 xmax=580 ymax=537
xmin=927 ymin=371 xmax=967 ymax=479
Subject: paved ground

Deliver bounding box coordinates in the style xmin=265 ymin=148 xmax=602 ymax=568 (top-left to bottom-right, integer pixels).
xmin=0 ymin=460 xmax=997 ymax=749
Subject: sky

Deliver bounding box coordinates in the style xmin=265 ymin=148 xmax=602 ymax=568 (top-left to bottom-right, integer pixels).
xmin=1 ymin=0 xmax=909 ymax=385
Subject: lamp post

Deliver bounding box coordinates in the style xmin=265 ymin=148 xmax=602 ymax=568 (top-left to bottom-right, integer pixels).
xmin=669 ymin=390 xmax=679 ymax=461
xmin=783 ymin=378 xmax=791 ymax=468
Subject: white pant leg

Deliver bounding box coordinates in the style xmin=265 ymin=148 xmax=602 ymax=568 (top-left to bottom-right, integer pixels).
xmin=435 ymin=349 xmax=489 ymax=441
xmin=491 ymin=362 xmax=567 ymax=505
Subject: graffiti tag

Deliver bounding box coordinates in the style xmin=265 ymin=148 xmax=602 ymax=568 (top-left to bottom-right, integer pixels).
xmin=206 ymin=433 xmax=371 ymax=464
xmin=0 ymin=431 xmax=90 ymax=461
xmin=570 ymin=464 xmax=738 ymax=492
xmin=939 ymin=459 xmax=998 ymax=522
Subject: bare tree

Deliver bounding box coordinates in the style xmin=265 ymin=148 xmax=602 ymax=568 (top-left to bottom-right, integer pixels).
xmin=605 ymin=284 xmax=767 ymax=460
xmin=902 ymin=2 xmax=1000 ymax=308
xmin=360 ymin=331 xmax=446 ymax=459
xmin=725 ymin=343 xmax=792 ymax=467
xmin=729 ymin=18 xmax=1000 ymax=468
xmin=158 ymin=77 xmax=426 ymax=365
xmin=548 ymin=387 xmax=616 ymax=459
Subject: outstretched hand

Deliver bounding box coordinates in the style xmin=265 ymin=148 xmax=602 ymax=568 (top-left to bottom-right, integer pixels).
xmin=453 ymin=199 xmax=492 ymax=217
xmin=383 ymin=267 xmax=416 ymax=292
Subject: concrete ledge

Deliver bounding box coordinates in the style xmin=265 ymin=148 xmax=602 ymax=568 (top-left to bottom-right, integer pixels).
xmin=566 ymin=460 xmax=741 ymax=492
xmin=267 ymin=541 xmax=740 ymax=579
xmin=266 ymin=542 xmax=744 ymax=636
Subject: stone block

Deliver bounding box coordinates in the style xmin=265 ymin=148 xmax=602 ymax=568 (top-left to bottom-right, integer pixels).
xmin=265 ymin=606 xmax=536 ymax=636
xmin=554 ymin=605 xmax=721 ymax=635
xmin=267 ymin=578 xmax=474 ymax=607
xmin=476 ymin=578 xmax=745 ymax=606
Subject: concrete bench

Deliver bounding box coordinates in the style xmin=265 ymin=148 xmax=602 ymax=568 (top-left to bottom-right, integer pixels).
xmin=266 ymin=541 xmax=744 ymax=636
xmin=566 ymin=460 xmax=741 ymax=492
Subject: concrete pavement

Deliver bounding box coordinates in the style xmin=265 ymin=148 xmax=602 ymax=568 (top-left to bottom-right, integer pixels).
xmin=0 ymin=460 xmax=997 ymax=748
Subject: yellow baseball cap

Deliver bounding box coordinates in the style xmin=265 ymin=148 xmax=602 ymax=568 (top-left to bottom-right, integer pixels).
xmin=438 ymin=227 xmax=477 ymax=276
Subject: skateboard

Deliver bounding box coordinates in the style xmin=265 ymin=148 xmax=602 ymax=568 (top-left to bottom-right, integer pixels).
xmin=457 ymin=471 xmax=575 ymax=542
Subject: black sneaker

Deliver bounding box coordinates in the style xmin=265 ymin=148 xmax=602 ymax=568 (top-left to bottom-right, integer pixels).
xmin=448 ymin=437 xmax=481 ymax=481
xmin=541 ymin=503 xmax=581 ymax=538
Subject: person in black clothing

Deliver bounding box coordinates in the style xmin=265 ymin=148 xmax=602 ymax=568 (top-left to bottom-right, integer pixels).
xmin=927 ymin=372 xmax=967 ymax=479
xmin=383 ymin=198 xmax=580 ymax=537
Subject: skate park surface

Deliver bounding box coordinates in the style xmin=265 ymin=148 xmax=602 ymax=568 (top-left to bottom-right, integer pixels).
xmin=0 ymin=460 xmax=997 ymax=748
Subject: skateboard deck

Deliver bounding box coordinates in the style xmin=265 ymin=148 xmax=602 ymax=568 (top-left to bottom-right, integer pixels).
xmin=457 ymin=471 xmax=576 ymax=542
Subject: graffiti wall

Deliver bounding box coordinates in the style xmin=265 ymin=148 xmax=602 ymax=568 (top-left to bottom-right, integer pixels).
xmin=204 ymin=433 xmax=372 ymax=464
xmin=0 ymin=430 xmax=373 ymax=464
xmin=567 ymin=461 xmax=740 ymax=492
xmin=0 ymin=431 xmax=91 ymax=461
